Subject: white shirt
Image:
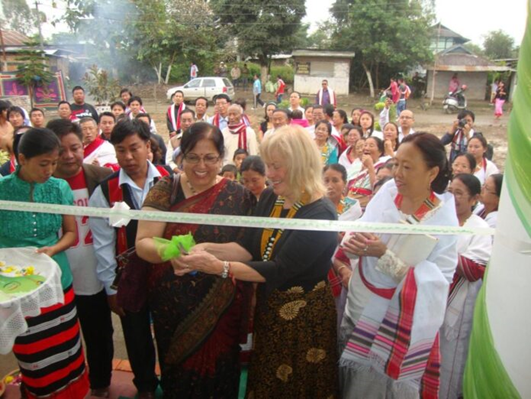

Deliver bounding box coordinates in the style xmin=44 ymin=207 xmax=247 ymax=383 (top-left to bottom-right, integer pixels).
xmin=221 ymin=126 xmax=259 ymax=165
xmin=83 ymin=140 xmax=117 ymax=166
xmin=89 ymin=162 xmax=163 ymax=294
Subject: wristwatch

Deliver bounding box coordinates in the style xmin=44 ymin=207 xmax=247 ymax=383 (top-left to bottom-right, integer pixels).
xmin=221 ymin=261 xmax=230 ymax=279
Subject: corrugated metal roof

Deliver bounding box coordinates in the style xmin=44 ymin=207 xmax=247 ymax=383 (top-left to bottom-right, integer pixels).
xmin=426 ymin=65 xmax=514 ymax=72
xmin=1 ymin=30 xmax=30 ymax=46
xmin=431 ymin=23 xmax=469 ymax=42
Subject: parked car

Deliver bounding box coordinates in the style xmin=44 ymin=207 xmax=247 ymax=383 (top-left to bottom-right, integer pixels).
xmin=166 ymin=77 xmax=235 ymax=102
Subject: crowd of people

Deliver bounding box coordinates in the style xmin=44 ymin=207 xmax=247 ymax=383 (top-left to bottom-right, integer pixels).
xmin=0 ymin=81 xmax=504 ymax=399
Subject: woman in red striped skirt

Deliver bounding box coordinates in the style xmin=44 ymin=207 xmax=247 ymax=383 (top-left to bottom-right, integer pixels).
xmin=0 ymin=128 xmax=89 ymax=398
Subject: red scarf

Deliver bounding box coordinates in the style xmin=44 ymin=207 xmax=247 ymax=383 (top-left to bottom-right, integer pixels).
xmin=212 ymin=113 xmax=221 ymax=127
xmin=9 ymin=154 xmax=16 ymax=173
xmin=84 ymin=137 xmax=105 ymax=158
xmin=168 ymin=103 xmax=185 ymax=131
xmin=228 ymin=121 xmax=248 ymax=151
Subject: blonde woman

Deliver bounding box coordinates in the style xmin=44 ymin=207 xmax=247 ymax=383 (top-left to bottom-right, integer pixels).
xmin=177 ymin=126 xmax=339 ymax=398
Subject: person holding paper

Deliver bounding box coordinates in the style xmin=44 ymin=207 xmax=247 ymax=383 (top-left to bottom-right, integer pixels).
xmin=336 ymin=132 xmax=459 ymax=398
xmin=440 ymin=173 xmax=492 ymax=399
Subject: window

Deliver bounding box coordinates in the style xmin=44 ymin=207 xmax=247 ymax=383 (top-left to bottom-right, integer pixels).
xmin=185 ymin=79 xmax=201 ymax=88
xmin=222 ymin=78 xmax=233 ymax=88
xmin=202 ymin=79 xmax=216 ymax=88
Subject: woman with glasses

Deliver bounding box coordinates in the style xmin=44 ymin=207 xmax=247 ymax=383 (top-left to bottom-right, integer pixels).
xmin=136 ymin=122 xmax=254 ymax=398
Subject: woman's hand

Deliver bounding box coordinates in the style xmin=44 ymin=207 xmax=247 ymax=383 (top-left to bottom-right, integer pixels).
xmin=170 ymin=256 xmax=196 ymax=276
xmin=361 ymin=154 xmax=374 ymax=169
xmin=179 ymin=250 xmax=224 ymax=276
xmin=338 ymin=266 xmax=352 ymax=288
xmin=384 ymin=139 xmax=394 ymax=156
xmin=36 ymin=246 xmax=56 ymax=257
xmin=341 ymin=232 xmax=387 ymax=258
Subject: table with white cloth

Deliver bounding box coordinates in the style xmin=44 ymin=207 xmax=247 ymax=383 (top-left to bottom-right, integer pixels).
xmin=0 ymin=247 xmax=64 ymax=355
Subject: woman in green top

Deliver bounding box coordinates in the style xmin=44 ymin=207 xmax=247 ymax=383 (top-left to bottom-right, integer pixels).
xmin=0 ymin=128 xmax=89 ymax=398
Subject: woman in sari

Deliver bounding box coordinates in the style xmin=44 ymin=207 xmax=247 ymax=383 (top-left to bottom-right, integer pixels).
xmin=175 ymin=126 xmax=339 ymax=398
xmin=314 ymin=121 xmax=339 ymax=165
xmin=337 ymin=132 xmax=458 ymax=398
xmin=346 ymin=136 xmax=389 ymax=208
xmin=440 ymin=173 xmax=492 ymax=399
xmin=136 ymin=122 xmax=254 ymax=398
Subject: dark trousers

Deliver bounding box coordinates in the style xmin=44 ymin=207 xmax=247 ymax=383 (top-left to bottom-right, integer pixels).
xmin=255 ymin=93 xmax=264 ymax=107
xmin=120 ymin=305 xmax=159 ymax=393
xmin=76 ymin=289 xmax=114 ymax=390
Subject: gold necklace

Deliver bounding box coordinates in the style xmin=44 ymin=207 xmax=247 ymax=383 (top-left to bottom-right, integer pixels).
xmin=185 ymin=175 xmax=197 ymax=195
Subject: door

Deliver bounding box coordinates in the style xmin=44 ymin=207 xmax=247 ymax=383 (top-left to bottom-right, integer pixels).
xmin=201 ymin=79 xmax=218 ymax=101
xmin=183 ymin=78 xmax=202 ymax=100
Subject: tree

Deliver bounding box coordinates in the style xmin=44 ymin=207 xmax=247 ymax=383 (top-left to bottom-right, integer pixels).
xmin=210 ymin=0 xmax=306 ymax=83
xmin=15 ymin=39 xmax=55 ymax=106
xmin=464 ymin=43 xmax=484 ymax=56
xmin=1 ymin=0 xmax=35 ymax=34
xmin=330 ymin=0 xmax=434 ymax=97
xmin=60 ymin=0 xmax=225 ymax=84
xmin=483 ymin=30 xmax=515 ymax=60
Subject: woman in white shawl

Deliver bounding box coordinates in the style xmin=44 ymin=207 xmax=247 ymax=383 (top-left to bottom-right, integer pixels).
xmin=440 ymin=173 xmax=492 ymax=398
xmin=337 ymin=133 xmax=458 ymax=398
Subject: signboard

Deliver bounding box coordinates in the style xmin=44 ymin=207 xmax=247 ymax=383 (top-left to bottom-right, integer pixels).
xmin=296 ymin=62 xmax=311 ymax=75
xmin=0 ymin=71 xmax=67 ymax=110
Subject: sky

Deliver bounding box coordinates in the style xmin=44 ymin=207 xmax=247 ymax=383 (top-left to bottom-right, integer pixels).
xmin=34 ymin=0 xmax=528 ymax=48
xmin=304 ymin=0 xmax=528 ymax=47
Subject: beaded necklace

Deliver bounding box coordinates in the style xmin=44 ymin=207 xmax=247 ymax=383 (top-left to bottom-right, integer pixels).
xmin=260 ymin=196 xmax=306 ymax=261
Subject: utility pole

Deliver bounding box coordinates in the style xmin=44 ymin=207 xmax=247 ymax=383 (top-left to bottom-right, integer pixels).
xmin=0 ymin=28 xmax=8 ymax=71
xmin=34 ymin=0 xmax=46 ymax=56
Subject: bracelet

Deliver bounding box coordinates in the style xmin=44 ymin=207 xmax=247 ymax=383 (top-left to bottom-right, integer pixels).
xmin=221 ymin=261 xmax=231 ymax=279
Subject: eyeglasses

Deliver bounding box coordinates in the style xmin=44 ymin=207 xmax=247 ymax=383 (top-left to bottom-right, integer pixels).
xmin=183 ymin=153 xmax=220 ymax=164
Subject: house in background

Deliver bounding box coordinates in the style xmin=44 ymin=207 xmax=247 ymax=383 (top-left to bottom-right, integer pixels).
xmin=0 ymin=30 xmax=79 ymax=80
xmin=426 ymin=45 xmax=515 ymax=101
xmin=426 ymin=24 xmax=516 ymax=101
xmin=430 ymin=23 xmax=469 ymax=53
xmin=291 ymin=49 xmax=355 ymax=96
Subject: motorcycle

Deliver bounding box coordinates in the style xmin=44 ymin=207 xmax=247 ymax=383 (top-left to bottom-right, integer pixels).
xmin=443 ymin=85 xmax=467 ymax=113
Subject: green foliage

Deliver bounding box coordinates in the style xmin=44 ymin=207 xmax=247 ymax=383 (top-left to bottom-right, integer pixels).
xmin=464 ymin=43 xmax=485 ymax=56
xmin=60 ymin=0 xmax=226 ymax=84
xmin=483 ymin=30 xmax=516 ymax=60
xmin=210 ymin=0 xmax=306 ymax=68
xmin=15 ymin=40 xmax=55 ymax=105
xmin=0 ymin=0 xmax=35 ymax=34
xmin=82 ymin=65 xmax=121 ymax=104
xmin=330 ymin=0 xmax=434 ymax=91
xmin=271 ymin=65 xmax=294 ymax=84
xmin=373 ymin=102 xmax=396 ymax=131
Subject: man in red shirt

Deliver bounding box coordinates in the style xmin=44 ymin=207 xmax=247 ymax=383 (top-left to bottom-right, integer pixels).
xmin=47 ymin=119 xmax=114 ymax=398
xmin=276 ymin=75 xmax=286 ymax=103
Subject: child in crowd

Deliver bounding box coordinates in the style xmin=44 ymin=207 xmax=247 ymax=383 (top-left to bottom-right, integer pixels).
xmin=221 ymin=164 xmax=238 ymax=181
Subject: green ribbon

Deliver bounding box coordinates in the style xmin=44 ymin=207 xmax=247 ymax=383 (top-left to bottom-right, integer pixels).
xmin=463 ymin=270 xmax=520 ymax=398
xmin=154 ymin=233 xmax=196 ymax=262
xmin=506 ymin=1 xmax=531 ymax=237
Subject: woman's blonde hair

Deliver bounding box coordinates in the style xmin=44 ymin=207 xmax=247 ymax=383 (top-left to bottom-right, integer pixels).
xmin=260 ymin=125 xmax=325 ymax=201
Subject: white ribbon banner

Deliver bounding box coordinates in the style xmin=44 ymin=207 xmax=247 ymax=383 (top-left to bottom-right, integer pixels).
xmin=0 ymin=200 xmax=496 ymax=236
